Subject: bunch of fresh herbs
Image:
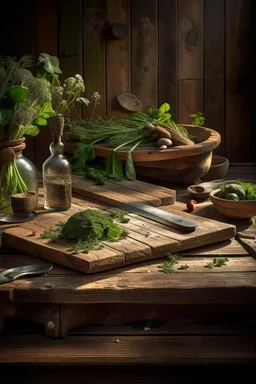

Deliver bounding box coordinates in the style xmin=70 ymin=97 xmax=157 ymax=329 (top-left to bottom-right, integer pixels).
xmin=67 ymin=102 xmax=204 ymax=183
xmin=35 ymin=53 xmax=89 ymax=117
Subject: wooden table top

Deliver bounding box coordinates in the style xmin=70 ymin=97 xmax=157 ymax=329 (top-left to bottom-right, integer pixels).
xmin=1 ymin=173 xmax=256 ymax=306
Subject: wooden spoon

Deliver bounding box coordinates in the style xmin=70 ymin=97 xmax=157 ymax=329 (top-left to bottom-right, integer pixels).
xmin=117 ymin=93 xmax=143 ymax=112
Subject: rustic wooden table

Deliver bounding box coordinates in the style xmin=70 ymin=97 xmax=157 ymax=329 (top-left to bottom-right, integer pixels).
xmin=0 ymin=165 xmax=256 ymax=372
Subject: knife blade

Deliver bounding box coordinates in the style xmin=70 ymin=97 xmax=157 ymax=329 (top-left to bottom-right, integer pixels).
xmin=0 ymin=263 xmax=53 ymax=284
xmin=115 ymin=201 xmax=198 ymax=232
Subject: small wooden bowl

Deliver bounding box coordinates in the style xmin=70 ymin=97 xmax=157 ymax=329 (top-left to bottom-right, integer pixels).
xmin=202 ymin=156 xmax=229 ymax=180
xmin=11 ymin=192 xmax=38 ymax=214
xmin=209 ymin=188 xmax=256 ymax=220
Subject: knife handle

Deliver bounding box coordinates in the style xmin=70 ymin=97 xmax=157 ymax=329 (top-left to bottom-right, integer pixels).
xmin=4 ymin=263 xmax=53 ymax=281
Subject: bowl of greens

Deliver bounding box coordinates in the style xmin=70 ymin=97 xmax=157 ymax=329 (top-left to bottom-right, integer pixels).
xmin=209 ymin=180 xmax=256 ymax=220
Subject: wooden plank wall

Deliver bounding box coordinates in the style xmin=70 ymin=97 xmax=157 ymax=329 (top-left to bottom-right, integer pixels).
xmin=0 ymin=0 xmax=254 ymax=167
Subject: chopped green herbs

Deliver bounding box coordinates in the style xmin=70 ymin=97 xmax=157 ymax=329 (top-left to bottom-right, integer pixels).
xmin=204 ymin=257 xmax=229 ymax=269
xmin=40 ymin=209 xmax=129 ymax=254
xmin=158 ymin=254 xmax=180 ymax=274
xmin=109 ymin=211 xmax=130 ymax=223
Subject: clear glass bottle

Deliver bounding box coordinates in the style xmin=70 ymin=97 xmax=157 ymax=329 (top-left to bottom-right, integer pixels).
xmin=16 ymin=150 xmax=38 ymax=193
xmin=43 ymin=115 xmax=72 ymax=211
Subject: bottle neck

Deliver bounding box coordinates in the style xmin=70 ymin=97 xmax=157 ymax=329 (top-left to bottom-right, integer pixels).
xmin=50 ymin=140 xmax=64 ymax=155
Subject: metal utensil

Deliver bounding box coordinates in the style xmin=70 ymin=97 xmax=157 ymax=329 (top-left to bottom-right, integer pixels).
xmin=116 ymin=201 xmax=198 ymax=232
xmin=0 ymin=212 xmax=37 ymax=224
xmin=0 ymin=263 xmax=53 ymax=284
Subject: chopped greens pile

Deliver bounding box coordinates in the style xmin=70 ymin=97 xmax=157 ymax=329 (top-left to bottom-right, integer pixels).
xmin=40 ymin=209 xmax=129 ymax=254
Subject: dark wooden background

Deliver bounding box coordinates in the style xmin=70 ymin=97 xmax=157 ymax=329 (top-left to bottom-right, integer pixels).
xmin=0 ymin=0 xmax=255 ymax=167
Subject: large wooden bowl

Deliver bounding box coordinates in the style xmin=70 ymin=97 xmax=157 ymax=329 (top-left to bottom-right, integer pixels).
xmin=210 ymin=188 xmax=256 ymax=220
xmin=64 ymin=125 xmax=221 ymax=184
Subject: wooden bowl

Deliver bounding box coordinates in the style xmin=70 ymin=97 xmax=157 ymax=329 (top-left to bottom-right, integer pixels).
xmin=209 ymin=188 xmax=256 ymax=220
xmin=11 ymin=192 xmax=38 ymax=214
xmin=64 ymin=125 xmax=221 ymax=185
xmin=202 ymin=155 xmax=229 ymax=180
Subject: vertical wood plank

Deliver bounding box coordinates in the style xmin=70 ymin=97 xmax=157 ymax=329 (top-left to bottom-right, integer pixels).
xmin=178 ymin=80 xmax=203 ymax=124
xmin=158 ymin=0 xmax=177 ymax=120
xmin=131 ymin=0 xmax=158 ymax=109
xmin=106 ymin=0 xmax=130 ymax=117
xmin=178 ymin=0 xmax=204 ymax=123
xmin=82 ymin=0 xmax=107 ymax=117
xmin=34 ymin=0 xmax=58 ymax=169
xmin=58 ymin=0 xmax=83 ymax=119
xmin=178 ymin=0 xmax=203 ymax=80
xmin=204 ymin=0 xmax=225 ymax=156
xmin=252 ymin=0 xmax=256 ymax=161
xmin=226 ymin=0 xmax=252 ymax=161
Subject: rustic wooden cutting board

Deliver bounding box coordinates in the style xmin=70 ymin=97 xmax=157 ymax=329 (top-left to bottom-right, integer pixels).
xmin=71 ymin=175 xmax=176 ymax=206
xmin=2 ymin=189 xmax=236 ymax=274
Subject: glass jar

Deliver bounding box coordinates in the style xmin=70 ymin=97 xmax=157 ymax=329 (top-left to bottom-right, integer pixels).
xmin=0 ymin=138 xmax=38 ymax=212
xmin=43 ymin=116 xmax=72 ymax=211
xmin=16 ymin=150 xmax=38 ymax=193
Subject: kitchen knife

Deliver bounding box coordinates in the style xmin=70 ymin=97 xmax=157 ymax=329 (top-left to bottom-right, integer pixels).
xmin=0 ymin=263 xmax=53 ymax=284
xmin=115 ymin=201 xmax=198 ymax=232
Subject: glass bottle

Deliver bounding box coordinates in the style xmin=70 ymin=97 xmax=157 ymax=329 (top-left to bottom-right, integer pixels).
xmin=16 ymin=150 xmax=38 ymax=193
xmin=43 ymin=115 xmax=72 ymax=211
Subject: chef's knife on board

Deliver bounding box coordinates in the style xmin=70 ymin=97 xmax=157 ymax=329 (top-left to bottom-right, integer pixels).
xmin=0 ymin=263 xmax=53 ymax=284
xmin=115 ymin=201 xmax=198 ymax=232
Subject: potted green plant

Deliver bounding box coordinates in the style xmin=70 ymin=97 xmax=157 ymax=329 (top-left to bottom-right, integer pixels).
xmin=0 ymin=54 xmax=55 ymax=211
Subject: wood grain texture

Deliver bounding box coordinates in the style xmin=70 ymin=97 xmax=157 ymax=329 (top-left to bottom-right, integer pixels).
xmin=106 ymin=0 xmax=131 ymax=117
xmin=34 ymin=0 xmax=58 ymax=168
xmin=158 ymin=0 xmax=177 ymax=119
xmin=1 ymin=334 xmax=256 ymax=365
xmin=178 ymin=80 xmax=203 ymax=123
xmin=204 ymin=0 xmax=225 ymax=156
xmin=82 ymin=0 xmax=107 ymax=117
xmin=178 ymin=0 xmax=203 ymax=80
xmin=226 ymin=0 xmax=252 ymax=161
xmin=71 ymin=175 xmax=176 ymax=206
xmin=58 ymin=0 xmax=83 ymax=119
xmin=1 ymin=188 xmax=235 ymax=275
xmin=131 ymin=0 xmax=158 ymax=108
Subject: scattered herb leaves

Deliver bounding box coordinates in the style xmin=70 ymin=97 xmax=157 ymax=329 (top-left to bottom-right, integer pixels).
xmin=204 ymin=257 xmax=229 ymax=269
xmin=178 ymin=264 xmax=189 ymax=270
xmin=109 ymin=211 xmax=130 ymax=223
xmin=158 ymin=254 xmax=180 ymax=274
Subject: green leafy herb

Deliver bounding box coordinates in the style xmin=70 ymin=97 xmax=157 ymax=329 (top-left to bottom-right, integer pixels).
xmin=125 ymin=151 xmax=136 ymax=181
xmin=158 ymin=254 xmax=180 ymax=274
xmin=189 ymin=111 xmax=206 ymax=126
xmin=105 ymin=150 xmax=124 ymax=181
xmin=178 ymin=264 xmax=189 ymax=270
xmin=109 ymin=211 xmax=130 ymax=223
xmin=40 ymin=209 xmax=129 ymax=254
xmin=204 ymin=257 xmax=229 ymax=269
xmin=72 ymin=142 xmax=95 ymax=173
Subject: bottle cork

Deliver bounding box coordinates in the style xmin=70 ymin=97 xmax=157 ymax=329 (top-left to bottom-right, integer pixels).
xmin=48 ymin=115 xmax=65 ymax=142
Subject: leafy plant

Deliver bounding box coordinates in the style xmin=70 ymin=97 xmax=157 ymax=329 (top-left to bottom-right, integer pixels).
xmin=0 ymin=55 xmax=55 ymax=210
xmin=158 ymin=254 xmax=180 ymax=274
xmin=36 ymin=53 xmax=89 ymax=117
xmin=204 ymin=257 xmax=229 ymax=269
xmin=189 ymin=111 xmax=206 ymax=127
